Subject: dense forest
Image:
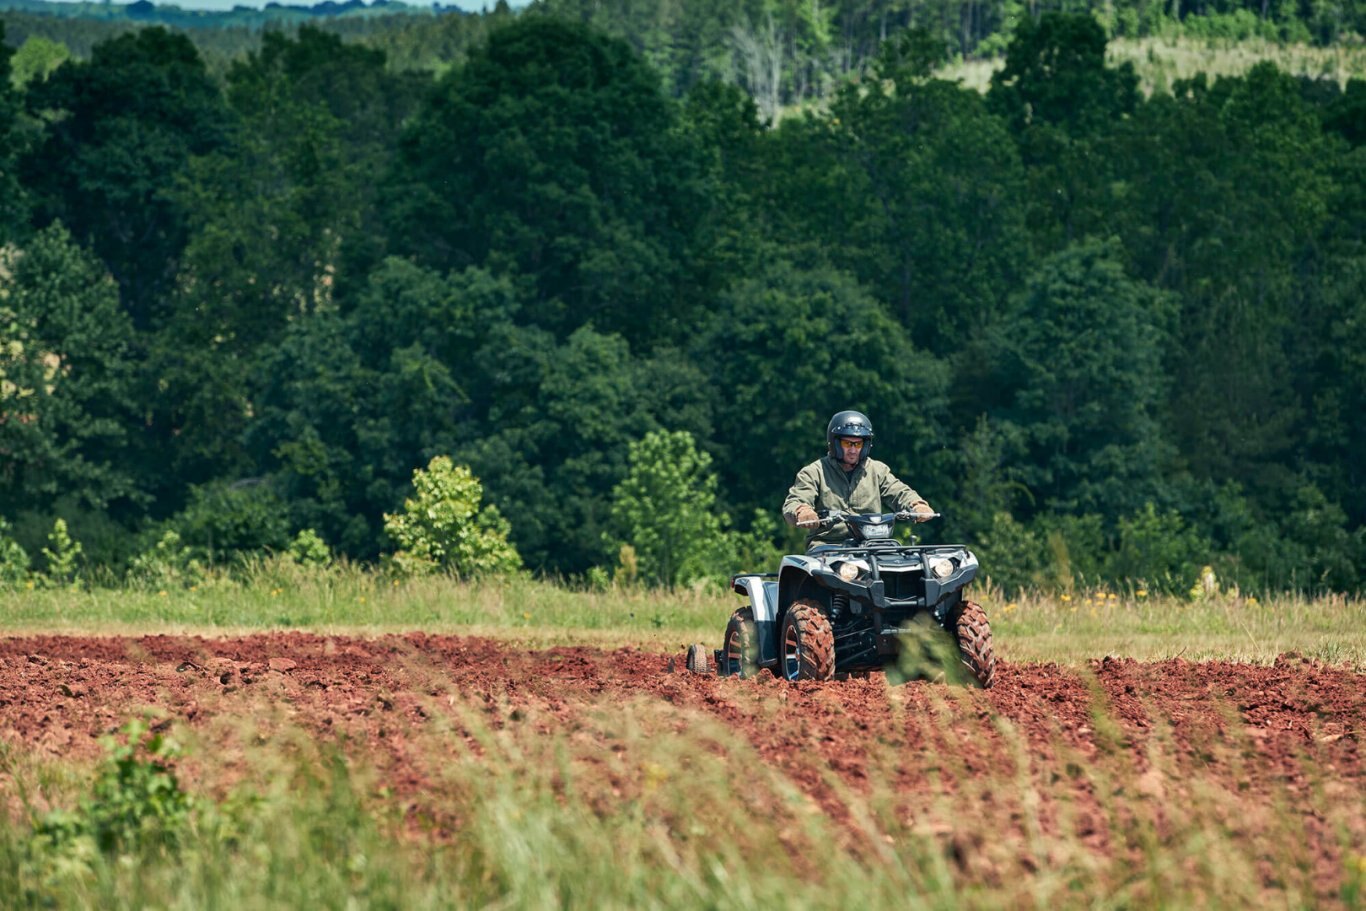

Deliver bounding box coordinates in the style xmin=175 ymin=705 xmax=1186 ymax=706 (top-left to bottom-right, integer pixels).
xmin=1 ymin=5 xmax=1364 ymax=593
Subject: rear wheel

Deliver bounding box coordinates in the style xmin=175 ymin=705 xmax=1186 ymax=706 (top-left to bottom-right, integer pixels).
xmin=722 ymin=608 xmax=759 ymax=678
xmin=951 ymin=600 xmax=996 ymax=688
xmin=685 ymin=643 xmax=711 ymax=675
xmin=781 ymin=599 xmax=835 ymax=681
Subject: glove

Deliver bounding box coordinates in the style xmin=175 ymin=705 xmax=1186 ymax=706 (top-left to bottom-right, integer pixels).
xmin=793 ymin=504 xmax=820 ymax=528
xmin=909 ymin=502 xmax=935 ymax=523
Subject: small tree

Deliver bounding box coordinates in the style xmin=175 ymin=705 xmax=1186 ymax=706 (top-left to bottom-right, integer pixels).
xmin=607 ymin=430 xmax=732 ymax=588
xmin=40 ymin=517 xmax=82 ymax=588
xmin=0 ymin=518 xmax=29 ymax=587
xmin=383 ymin=457 xmax=520 ymax=578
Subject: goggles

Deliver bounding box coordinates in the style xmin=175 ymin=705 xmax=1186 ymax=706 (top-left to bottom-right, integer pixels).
xmin=838 ymin=438 xmax=865 ymax=450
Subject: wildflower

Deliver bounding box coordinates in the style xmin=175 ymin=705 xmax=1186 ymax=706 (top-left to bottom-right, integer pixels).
xmin=522 ymin=611 xmax=531 ymax=620
xmin=358 ymin=596 xmax=366 ymax=604
xmin=1061 ymin=593 xmax=1071 ymax=602
xmin=1136 ymin=589 xmax=1148 ymax=598
xmin=1004 ymin=602 xmax=1018 ymax=613
xmin=1248 ymin=596 xmax=1258 ymax=605
xmin=158 ymin=590 xmax=168 ymax=597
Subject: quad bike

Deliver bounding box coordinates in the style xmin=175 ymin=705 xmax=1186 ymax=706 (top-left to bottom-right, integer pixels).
xmin=686 ymin=510 xmax=996 ymax=687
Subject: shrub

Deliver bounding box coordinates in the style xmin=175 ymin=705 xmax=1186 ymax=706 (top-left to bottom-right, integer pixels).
xmin=167 ymin=480 xmax=291 ymax=565
xmin=31 ymin=718 xmax=193 ymax=863
xmin=0 ymin=517 xmax=29 ymax=587
xmin=126 ymin=530 xmax=204 ymax=589
xmin=1106 ymin=502 xmax=1210 ymax=594
xmin=39 ymin=517 xmax=82 ymax=588
xmin=383 ymin=456 xmax=520 ymax=578
xmin=287 ymin=528 xmax=332 ymax=568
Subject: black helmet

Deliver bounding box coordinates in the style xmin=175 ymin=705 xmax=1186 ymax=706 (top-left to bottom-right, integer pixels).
xmin=827 ymin=410 xmax=874 ymax=464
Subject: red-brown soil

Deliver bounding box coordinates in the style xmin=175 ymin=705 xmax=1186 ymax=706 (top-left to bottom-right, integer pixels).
xmin=0 ymin=633 xmax=1360 ymax=900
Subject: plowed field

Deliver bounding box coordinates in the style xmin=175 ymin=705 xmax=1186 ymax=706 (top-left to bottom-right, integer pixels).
xmin=0 ymin=633 xmax=1361 ymax=902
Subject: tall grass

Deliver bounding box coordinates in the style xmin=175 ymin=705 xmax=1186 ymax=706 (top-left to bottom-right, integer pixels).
xmin=1 ymin=562 xmax=1362 ymax=666
xmin=0 ymin=679 xmax=1358 ymax=908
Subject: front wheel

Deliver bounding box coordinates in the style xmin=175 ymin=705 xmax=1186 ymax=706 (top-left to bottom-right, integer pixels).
xmin=950 ymin=600 xmax=996 ymax=688
xmin=781 ymin=599 xmax=835 ymax=681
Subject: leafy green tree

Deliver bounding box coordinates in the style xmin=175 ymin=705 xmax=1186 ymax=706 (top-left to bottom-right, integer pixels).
xmin=0 ymin=224 xmax=141 ymax=513
xmin=987 ymin=13 xmax=1139 ymax=252
xmin=383 ymin=456 xmax=520 ymax=578
xmin=607 ymin=430 xmax=731 ymax=587
xmin=148 ymin=55 xmax=357 ymax=488
xmin=247 ymin=260 xmax=522 ymax=557
xmin=40 ymin=517 xmax=82 ymax=587
xmin=163 ymin=481 xmax=291 ymax=566
xmin=22 ymin=27 xmax=230 ymax=330
xmin=978 ymin=239 xmax=1175 ymax=520
xmin=126 ymin=530 xmax=203 ymax=590
xmin=755 ymin=54 xmax=1028 ymax=357
xmin=9 ymin=35 xmax=69 ymax=89
xmin=455 ymin=324 xmax=713 ymax=574
xmin=0 ymin=517 xmax=30 ymax=587
xmin=1115 ymin=64 xmax=1336 ymax=502
xmin=385 ymin=16 xmax=707 ymax=345
xmin=1107 ymin=503 xmax=1211 ymax=594
xmin=693 ymin=258 xmax=949 ymax=524
xmin=0 ymin=24 xmax=31 ymax=245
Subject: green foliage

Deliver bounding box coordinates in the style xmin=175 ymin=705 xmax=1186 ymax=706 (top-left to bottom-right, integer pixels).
xmin=287 ymin=529 xmax=332 ymax=568
xmin=0 ymin=517 xmax=29 ymax=587
xmin=0 ymin=9 xmax=1359 ymax=594
xmin=9 ymin=35 xmax=69 ymax=88
xmin=21 ymin=26 xmax=230 ymax=329
xmin=0 ymin=224 xmax=141 ymax=513
xmin=32 ymin=717 xmax=192 ymax=861
xmin=606 ymin=430 xmax=734 ymax=588
xmin=0 ymin=23 xmax=31 ymax=245
xmin=386 ymin=16 xmax=706 ymax=345
xmin=764 ymin=75 xmax=1028 ymax=356
xmin=975 ymin=512 xmax=1045 ymax=595
xmin=39 ymin=517 xmax=82 ymax=587
xmin=127 ymin=530 xmax=204 ymax=590
xmin=1107 ymin=503 xmax=1210 ymax=594
xmin=384 ymin=456 xmax=520 ymax=578
xmin=166 ymin=482 xmax=291 ymax=566
xmin=979 ymin=239 xmax=1175 ymax=519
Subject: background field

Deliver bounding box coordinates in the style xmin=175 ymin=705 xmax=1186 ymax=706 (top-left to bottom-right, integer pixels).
xmin=2 ymin=572 xmax=1362 ymax=665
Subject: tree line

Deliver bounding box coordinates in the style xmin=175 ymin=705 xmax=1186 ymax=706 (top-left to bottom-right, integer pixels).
xmin=1 ymin=11 xmax=1363 ymax=593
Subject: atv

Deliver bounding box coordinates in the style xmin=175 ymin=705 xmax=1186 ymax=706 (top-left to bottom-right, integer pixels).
xmin=686 ymin=510 xmax=996 ymax=687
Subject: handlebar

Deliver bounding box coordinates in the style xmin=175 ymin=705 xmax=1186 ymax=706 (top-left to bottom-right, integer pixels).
xmin=805 ymin=509 xmax=941 ymax=528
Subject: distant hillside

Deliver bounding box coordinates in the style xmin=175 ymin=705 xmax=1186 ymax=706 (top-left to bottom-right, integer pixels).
xmin=0 ymin=0 xmax=481 ymax=68
xmin=0 ymin=0 xmax=451 ymax=28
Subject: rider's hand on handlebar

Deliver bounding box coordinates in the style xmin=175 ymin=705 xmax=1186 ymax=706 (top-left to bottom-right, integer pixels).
xmin=794 ymin=504 xmax=820 ymax=528
xmin=907 ymin=502 xmax=936 ymax=523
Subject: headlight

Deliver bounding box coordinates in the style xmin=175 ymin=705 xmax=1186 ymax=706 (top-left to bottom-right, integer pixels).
xmin=928 ymin=557 xmax=954 ymax=580
xmin=838 ymin=561 xmax=860 ymax=581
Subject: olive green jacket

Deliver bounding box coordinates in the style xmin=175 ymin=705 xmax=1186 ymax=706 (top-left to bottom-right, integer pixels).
xmin=782 ymin=456 xmax=927 ymax=547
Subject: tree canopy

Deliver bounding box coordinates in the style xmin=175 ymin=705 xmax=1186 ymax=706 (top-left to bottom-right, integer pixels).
xmin=2 ymin=11 xmax=1363 ymax=594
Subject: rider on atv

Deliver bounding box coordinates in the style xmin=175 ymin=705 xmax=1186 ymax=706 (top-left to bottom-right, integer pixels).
xmin=782 ymin=410 xmax=935 ymax=548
